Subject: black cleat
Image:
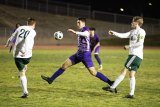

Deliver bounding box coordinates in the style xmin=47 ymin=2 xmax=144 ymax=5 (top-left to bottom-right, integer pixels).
xmin=21 ymin=93 xmax=28 ymax=98
xmin=110 ymin=81 xmax=114 ymax=86
xmin=41 ymin=75 xmax=53 ymax=84
xmin=124 ymin=94 xmax=134 ymax=99
xmin=102 ymin=86 xmax=117 ymax=93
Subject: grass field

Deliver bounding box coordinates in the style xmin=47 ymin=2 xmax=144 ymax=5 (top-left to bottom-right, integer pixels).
xmin=0 ymin=46 xmax=160 ymax=107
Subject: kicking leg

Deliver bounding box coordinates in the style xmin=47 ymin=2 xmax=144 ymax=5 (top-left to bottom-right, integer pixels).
xmin=88 ymin=67 xmax=113 ymax=86
xmin=41 ymin=58 xmax=73 ymax=84
xmin=102 ymin=67 xmax=128 ymax=93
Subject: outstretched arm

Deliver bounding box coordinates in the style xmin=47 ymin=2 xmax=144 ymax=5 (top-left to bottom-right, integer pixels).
xmin=109 ymin=30 xmax=130 ymax=38
xmin=5 ymin=31 xmax=18 ymax=47
xmin=68 ymin=29 xmax=90 ymax=37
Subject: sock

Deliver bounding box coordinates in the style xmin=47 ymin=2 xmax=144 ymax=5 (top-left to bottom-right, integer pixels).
xmin=111 ymin=74 xmax=125 ymax=89
xmin=129 ymin=77 xmax=135 ymax=96
xmin=94 ymin=54 xmax=102 ymax=65
xmin=20 ymin=76 xmax=28 ymax=94
xmin=96 ymin=72 xmax=112 ymax=85
xmin=50 ymin=68 xmax=65 ymax=81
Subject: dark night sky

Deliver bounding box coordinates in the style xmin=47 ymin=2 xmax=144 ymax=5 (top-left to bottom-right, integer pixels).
xmin=57 ymin=0 xmax=159 ymax=19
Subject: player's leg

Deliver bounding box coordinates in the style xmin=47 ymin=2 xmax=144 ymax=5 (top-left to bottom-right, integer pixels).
xmin=19 ymin=66 xmax=28 ymax=98
xmin=125 ymin=55 xmax=142 ymax=98
xmin=41 ymin=53 xmax=79 ymax=84
xmin=94 ymin=46 xmax=103 ymax=70
xmin=15 ymin=58 xmax=31 ymax=98
xmin=82 ymin=51 xmax=113 ymax=86
xmin=102 ymin=67 xmax=127 ymax=93
xmin=102 ymin=55 xmax=135 ymax=92
xmin=110 ymin=67 xmax=128 ymax=88
xmin=49 ymin=58 xmax=73 ymax=81
xmin=88 ymin=67 xmax=113 ymax=86
xmin=125 ymin=71 xmax=136 ymax=98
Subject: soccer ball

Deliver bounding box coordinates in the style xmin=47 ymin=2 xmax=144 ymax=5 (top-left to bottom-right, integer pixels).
xmin=53 ymin=31 xmax=63 ymax=40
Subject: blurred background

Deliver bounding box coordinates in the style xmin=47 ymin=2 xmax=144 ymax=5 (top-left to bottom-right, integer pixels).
xmin=0 ymin=0 xmax=159 ymax=46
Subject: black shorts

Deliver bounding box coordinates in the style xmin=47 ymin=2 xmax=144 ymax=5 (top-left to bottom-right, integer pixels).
xmin=14 ymin=57 xmax=31 ymax=71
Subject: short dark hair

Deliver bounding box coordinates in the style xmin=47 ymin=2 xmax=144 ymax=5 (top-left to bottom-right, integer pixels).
xmin=77 ymin=17 xmax=86 ymax=23
xmin=15 ymin=23 xmax=21 ymax=28
xmin=27 ymin=17 xmax=36 ymax=25
xmin=89 ymin=27 xmax=96 ymax=31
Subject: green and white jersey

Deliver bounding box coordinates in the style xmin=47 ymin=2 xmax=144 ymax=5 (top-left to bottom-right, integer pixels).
xmin=10 ymin=25 xmax=36 ymax=58
xmin=112 ymin=27 xmax=146 ymax=59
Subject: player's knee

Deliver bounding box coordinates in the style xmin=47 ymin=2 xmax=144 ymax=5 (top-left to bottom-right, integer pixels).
xmin=88 ymin=68 xmax=97 ymax=76
xmin=19 ymin=71 xmax=26 ymax=77
xmin=61 ymin=63 xmax=68 ymax=70
xmin=129 ymin=71 xmax=136 ymax=78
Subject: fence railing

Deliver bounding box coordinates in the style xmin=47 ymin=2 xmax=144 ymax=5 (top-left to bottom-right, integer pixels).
xmin=0 ymin=0 xmax=160 ymax=45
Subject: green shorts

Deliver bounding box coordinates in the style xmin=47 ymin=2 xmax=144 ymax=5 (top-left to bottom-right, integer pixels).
xmin=14 ymin=57 xmax=31 ymax=71
xmin=124 ymin=55 xmax=142 ymax=71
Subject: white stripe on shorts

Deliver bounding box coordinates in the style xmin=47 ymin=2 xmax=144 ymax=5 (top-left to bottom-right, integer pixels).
xmin=126 ymin=55 xmax=136 ymax=68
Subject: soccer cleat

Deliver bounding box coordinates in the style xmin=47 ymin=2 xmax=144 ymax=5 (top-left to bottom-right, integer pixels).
xmin=98 ymin=65 xmax=103 ymax=70
xmin=102 ymin=86 xmax=117 ymax=93
xmin=124 ymin=94 xmax=134 ymax=99
xmin=41 ymin=75 xmax=53 ymax=84
xmin=21 ymin=93 xmax=28 ymax=98
xmin=110 ymin=81 xmax=114 ymax=86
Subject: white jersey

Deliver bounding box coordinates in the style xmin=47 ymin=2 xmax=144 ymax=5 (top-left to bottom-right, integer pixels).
xmin=112 ymin=27 xmax=146 ymax=59
xmin=10 ymin=25 xmax=36 ymax=58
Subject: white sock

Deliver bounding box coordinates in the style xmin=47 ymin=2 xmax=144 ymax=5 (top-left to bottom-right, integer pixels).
xmin=111 ymin=74 xmax=125 ymax=89
xmin=129 ymin=77 xmax=135 ymax=96
xmin=20 ymin=76 xmax=28 ymax=94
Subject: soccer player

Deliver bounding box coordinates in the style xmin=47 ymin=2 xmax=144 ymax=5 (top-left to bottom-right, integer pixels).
xmin=8 ymin=18 xmax=36 ymax=98
xmin=89 ymin=27 xmax=103 ymax=70
xmin=102 ymin=16 xmax=146 ymax=99
xmin=41 ymin=17 xmax=114 ymax=88
xmin=5 ymin=23 xmax=21 ymax=52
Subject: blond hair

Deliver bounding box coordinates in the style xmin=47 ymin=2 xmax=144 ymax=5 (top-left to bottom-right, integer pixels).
xmin=133 ymin=16 xmax=144 ymax=27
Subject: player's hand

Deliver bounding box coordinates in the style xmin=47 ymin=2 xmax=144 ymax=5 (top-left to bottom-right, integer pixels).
xmin=124 ymin=45 xmax=130 ymax=50
xmin=108 ymin=30 xmax=114 ymax=35
xmin=4 ymin=44 xmax=8 ymax=47
xmin=67 ymin=29 xmax=76 ymax=34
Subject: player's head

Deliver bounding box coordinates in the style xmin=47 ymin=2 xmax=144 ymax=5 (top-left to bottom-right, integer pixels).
xmin=89 ymin=27 xmax=96 ymax=36
xmin=77 ymin=17 xmax=86 ymax=29
xmin=27 ymin=17 xmax=36 ymax=28
xmin=15 ymin=23 xmax=21 ymax=28
xmin=131 ymin=16 xmax=143 ymax=28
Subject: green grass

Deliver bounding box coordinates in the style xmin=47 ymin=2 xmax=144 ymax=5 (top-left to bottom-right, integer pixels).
xmin=0 ymin=47 xmax=160 ymax=107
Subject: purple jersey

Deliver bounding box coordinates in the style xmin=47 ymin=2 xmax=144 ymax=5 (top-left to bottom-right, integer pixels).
xmin=90 ymin=34 xmax=100 ymax=48
xmin=77 ymin=27 xmax=90 ymax=52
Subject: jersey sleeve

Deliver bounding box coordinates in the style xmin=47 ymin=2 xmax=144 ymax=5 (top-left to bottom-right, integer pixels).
xmin=9 ymin=29 xmax=18 ymax=41
xmin=76 ymin=31 xmax=90 ymax=37
xmin=112 ymin=31 xmax=131 ymax=38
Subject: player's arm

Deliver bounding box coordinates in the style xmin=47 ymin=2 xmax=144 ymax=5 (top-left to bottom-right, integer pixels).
xmin=68 ymin=29 xmax=90 ymax=37
xmin=109 ymin=30 xmax=130 ymax=38
xmin=93 ymin=42 xmax=100 ymax=51
xmin=5 ymin=31 xmax=18 ymax=47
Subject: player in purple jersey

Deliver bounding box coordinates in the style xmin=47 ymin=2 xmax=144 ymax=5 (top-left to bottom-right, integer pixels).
xmin=5 ymin=23 xmax=21 ymax=52
xmin=41 ymin=17 xmax=115 ymax=90
xmin=89 ymin=27 xmax=103 ymax=70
